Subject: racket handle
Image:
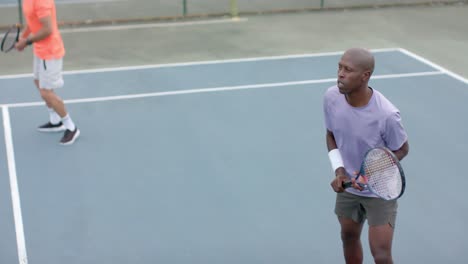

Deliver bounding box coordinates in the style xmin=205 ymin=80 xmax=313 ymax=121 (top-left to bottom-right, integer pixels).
xmin=342 ymin=182 xmax=352 ymax=188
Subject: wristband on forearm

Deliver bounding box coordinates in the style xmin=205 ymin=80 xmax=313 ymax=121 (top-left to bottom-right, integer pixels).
xmin=328 ymin=148 xmax=344 ymax=172
xmin=26 ymin=37 xmax=33 ymax=46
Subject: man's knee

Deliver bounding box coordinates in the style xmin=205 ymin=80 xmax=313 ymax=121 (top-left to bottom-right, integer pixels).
xmin=339 ymin=217 xmax=363 ymax=244
xmin=372 ymin=250 xmax=392 ymax=264
xmin=39 ymin=88 xmax=56 ymax=102
xmin=39 ymin=88 xmax=50 ymax=96
xmin=341 ymin=229 xmax=361 ymax=244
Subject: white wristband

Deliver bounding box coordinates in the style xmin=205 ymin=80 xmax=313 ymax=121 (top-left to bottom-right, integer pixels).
xmin=328 ymin=149 xmax=344 ymax=172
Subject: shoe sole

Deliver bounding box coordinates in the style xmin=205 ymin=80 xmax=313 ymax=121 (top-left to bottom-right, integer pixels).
xmin=60 ymin=129 xmax=80 ymax=146
xmin=37 ymin=126 xmax=66 ymax=133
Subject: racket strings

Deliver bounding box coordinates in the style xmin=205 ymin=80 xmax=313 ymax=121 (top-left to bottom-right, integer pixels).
xmin=1 ymin=28 xmax=18 ymax=52
xmin=364 ymin=149 xmax=402 ymax=199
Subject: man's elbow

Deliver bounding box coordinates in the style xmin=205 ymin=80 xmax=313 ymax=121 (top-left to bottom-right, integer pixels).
xmin=402 ymin=141 xmax=409 ymax=155
xmin=398 ymin=141 xmax=409 ymax=160
xmin=44 ymin=26 xmax=53 ymax=36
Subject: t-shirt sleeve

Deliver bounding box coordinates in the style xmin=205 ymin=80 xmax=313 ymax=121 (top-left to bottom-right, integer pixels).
xmin=323 ymin=94 xmax=332 ymax=131
xmin=35 ymin=0 xmax=53 ymax=19
xmin=383 ymin=112 xmax=408 ymax=151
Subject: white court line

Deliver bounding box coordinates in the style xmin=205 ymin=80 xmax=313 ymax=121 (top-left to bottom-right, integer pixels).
xmin=0 ymin=48 xmax=400 ymax=80
xmin=4 ymin=71 xmax=443 ymax=108
xmin=2 ymin=107 xmax=28 ymax=264
xmin=60 ymin=17 xmax=248 ymax=34
xmin=398 ymin=48 xmax=468 ymax=85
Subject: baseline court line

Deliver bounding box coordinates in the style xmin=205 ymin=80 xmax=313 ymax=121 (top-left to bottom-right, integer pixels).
xmin=0 ymin=48 xmax=400 ymax=80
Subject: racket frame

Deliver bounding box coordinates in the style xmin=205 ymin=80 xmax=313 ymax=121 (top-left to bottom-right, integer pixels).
xmin=342 ymin=147 xmax=406 ymax=200
xmin=1 ymin=24 xmax=20 ymax=53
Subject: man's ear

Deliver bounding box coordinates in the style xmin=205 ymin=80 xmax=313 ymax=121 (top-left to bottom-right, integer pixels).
xmin=362 ymin=71 xmax=372 ymax=82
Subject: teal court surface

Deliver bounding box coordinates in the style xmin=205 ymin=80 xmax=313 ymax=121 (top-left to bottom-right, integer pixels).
xmin=0 ymin=48 xmax=467 ymax=264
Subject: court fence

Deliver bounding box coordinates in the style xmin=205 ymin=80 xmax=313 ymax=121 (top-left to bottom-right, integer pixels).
xmin=0 ymin=0 xmax=466 ymax=29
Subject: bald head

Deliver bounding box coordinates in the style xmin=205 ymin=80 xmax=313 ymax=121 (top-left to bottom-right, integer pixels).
xmin=343 ymin=48 xmax=375 ymax=75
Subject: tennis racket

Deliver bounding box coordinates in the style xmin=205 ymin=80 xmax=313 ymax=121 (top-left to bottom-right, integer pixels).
xmin=342 ymin=147 xmax=405 ymax=200
xmin=1 ymin=24 xmax=20 ymax=53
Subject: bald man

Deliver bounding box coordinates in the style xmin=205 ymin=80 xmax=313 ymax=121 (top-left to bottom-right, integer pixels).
xmin=323 ymin=48 xmax=409 ymax=264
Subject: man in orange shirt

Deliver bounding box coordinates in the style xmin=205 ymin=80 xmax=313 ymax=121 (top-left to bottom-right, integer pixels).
xmin=16 ymin=0 xmax=79 ymax=145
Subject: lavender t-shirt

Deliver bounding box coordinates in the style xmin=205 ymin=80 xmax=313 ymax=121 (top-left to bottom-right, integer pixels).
xmin=323 ymin=86 xmax=408 ymax=197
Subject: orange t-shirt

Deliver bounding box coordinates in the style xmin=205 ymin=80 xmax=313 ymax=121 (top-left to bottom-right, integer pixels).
xmin=22 ymin=0 xmax=65 ymax=59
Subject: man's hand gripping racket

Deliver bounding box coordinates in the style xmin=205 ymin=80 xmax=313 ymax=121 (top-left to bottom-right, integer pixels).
xmin=342 ymin=147 xmax=406 ymax=201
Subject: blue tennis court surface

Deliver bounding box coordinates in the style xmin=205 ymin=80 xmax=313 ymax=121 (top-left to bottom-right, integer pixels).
xmin=0 ymin=48 xmax=467 ymax=264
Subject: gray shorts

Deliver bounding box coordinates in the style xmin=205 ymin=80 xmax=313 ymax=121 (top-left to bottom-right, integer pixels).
xmin=33 ymin=55 xmax=64 ymax=90
xmin=335 ymin=191 xmax=398 ymax=227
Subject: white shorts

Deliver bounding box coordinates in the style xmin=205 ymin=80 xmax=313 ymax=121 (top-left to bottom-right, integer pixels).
xmin=33 ymin=55 xmax=64 ymax=90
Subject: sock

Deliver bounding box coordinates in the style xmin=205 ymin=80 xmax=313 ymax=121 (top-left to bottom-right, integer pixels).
xmin=48 ymin=108 xmax=61 ymax=125
xmin=61 ymin=114 xmax=76 ymax=131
